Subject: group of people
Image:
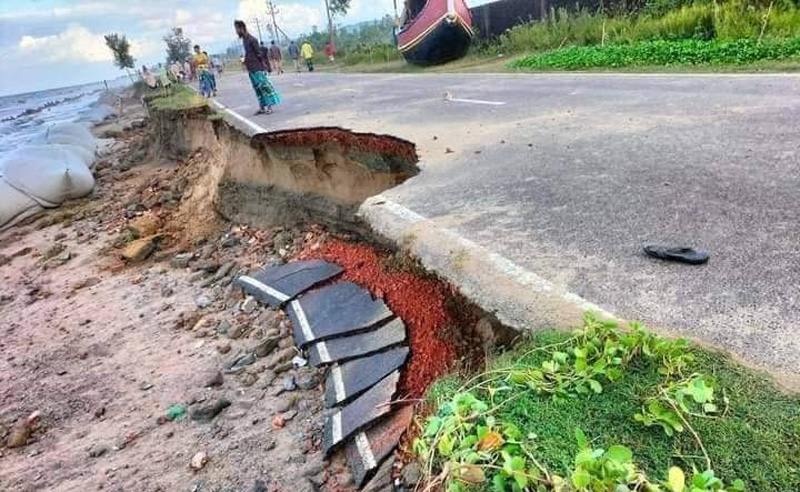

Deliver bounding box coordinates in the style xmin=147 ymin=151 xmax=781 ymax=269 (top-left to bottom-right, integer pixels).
xmin=144 ymin=21 xmax=333 ymax=117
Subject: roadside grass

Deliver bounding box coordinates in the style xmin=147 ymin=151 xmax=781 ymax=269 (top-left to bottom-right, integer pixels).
xmin=512 ymin=37 xmax=800 ymax=70
xmin=145 ymin=84 xmax=207 ymax=111
xmin=425 ymin=329 xmax=800 ymax=491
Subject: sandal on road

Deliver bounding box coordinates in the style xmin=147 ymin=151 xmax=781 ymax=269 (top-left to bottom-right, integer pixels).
xmin=644 ymin=245 xmax=710 ymax=265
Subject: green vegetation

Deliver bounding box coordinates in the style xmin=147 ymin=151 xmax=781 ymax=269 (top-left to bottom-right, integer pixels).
xmin=418 ymin=315 xmax=800 ymax=492
xmin=145 ymin=84 xmax=207 ymax=111
xmin=492 ymin=1 xmax=800 ymax=70
xmin=512 ymin=37 xmax=800 ymax=69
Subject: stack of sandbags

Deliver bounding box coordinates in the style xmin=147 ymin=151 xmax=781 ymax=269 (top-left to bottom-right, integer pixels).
xmin=0 ymin=123 xmax=97 ymax=231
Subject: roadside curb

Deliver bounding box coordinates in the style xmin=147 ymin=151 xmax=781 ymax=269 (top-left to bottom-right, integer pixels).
xmin=358 ymin=195 xmax=619 ymax=334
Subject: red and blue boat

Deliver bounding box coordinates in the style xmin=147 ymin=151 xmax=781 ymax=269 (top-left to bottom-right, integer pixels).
xmin=397 ymin=0 xmax=474 ymax=66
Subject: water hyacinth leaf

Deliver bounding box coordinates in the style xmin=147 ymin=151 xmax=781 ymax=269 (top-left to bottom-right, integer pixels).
xmin=668 ymin=466 xmax=685 ymax=492
xmin=425 ymin=417 xmax=442 ymax=437
xmin=456 ymin=464 xmax=486 ymax=484
xmin=605 ymin=445 xmax=633 ymax=464
xmin=572 ymin=468 xmax=591 ymax=488
xmin=588 ymin=379 xmax=603 ymax=394
xmin=574 ymin=428 xmax=589 ymax=449
xmin=478 ymin=431 xmax=505 ymax=451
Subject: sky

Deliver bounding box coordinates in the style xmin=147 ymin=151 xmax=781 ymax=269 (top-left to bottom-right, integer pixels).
xmin=0 ymin=0 xmax=492 ymax=97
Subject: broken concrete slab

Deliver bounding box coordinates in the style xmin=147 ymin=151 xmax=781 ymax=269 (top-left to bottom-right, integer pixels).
xmin=324 ymin=347 xmax=409 ymax=408
xmin=308 ymin=318 xmax=406 ymax=367
xmin=288 ymin=282 xmax=394 ymax=348
xmin=233 ymin=260 xmax=342 ymax=308
xmin=323 ymin=371 xmax=399 ymax=455
xmin=346 ymin=405 xmax=414 ymax=488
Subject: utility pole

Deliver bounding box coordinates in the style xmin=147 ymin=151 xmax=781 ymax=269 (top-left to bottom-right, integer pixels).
xmin=324 ymin=0 xmax=335 ymax=48
xmin=265 ymin=1 xmax=291 ymax=44
xmin=253 ymin=17 xmax=263 ymax=43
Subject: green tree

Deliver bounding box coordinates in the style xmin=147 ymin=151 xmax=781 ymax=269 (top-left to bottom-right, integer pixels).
xmin=104 ymin=33 xmax=135 ymax=83
xmin=104 ymin=33 xmax=135 ymax=70
xmin=164 ymin=27 xmax=192 ymax=64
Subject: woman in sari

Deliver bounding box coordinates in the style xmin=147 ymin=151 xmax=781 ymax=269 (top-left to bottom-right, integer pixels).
xmin=193 ymin=45 xmax=214 ymax=98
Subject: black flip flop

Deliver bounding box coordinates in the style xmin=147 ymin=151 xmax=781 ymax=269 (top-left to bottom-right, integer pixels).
xmin=644 ymin=245 xmax=709 ymax=265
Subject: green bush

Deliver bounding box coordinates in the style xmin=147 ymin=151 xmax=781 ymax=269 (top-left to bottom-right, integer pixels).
xmin=341 ymin=43 xmax=402 ymax=66
xmin=512 ymin=37 xmax=800 ymax=69
xmin=484 ymin=2 xmax=800 ymax=57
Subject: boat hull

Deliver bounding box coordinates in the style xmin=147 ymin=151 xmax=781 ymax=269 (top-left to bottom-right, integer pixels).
xmin=398 ymin=0 xmax=473 ymax=66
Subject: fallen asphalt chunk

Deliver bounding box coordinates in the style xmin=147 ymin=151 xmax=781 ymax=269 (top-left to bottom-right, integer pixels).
xmin=308 ymin=318 xmax=406 ymax=367
xmin=233 ymin=259 xmax=342 ymax=308
xmin=288 ymin=282 xmax=394 ymax=348
xmin=323 ymin=370 xmax=399 ymax=455
xmin=346 ymin=405 xmax=414 ymax=488
xmin=324 ymin=347 xmax=409 ymax=408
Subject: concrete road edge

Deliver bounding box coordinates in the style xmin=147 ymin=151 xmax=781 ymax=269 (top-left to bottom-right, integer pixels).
xmin=359 ymin=195 xmax=619 ymax=333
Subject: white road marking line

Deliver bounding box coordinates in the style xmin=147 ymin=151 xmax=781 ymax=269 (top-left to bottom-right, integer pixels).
xmin=291 ymin=300 xmax=315 ymax=342
xmin=209 ymin=98 xmax=268 ymax=134
xmin=315 ymin=340 xmax=332 ymax=363
xmin=237 ymin=276 xmax=290 ymax=302
xmin=331 ymin=411 xmax=343 ymax=443
xmin=448 ymin=97 xmax=506 ymax=106
xmin=331 ymin=365 xmax=346 ymax=402
xmin=355 ymin=432 xmax=377 ymax=470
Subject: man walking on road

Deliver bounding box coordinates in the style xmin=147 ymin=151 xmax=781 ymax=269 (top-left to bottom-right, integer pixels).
xmin=269 ymin=41 xmax=284 ymax=75
xmin=235 ymin=20 xmax=281 ymax=115
xmin=288 ymin=41 xmax=301 ymax=72
xmin=301 ymin=40 xmax=315 ymax=72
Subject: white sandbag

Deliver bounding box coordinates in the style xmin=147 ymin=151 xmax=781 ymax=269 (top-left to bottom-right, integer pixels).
xmin=0 ymin=144 xmax=95 ymax=206
xmin=38 ymin=122 xmax=97 ymax=154
xmin=0 ymin=179 xmax=44 ymax=231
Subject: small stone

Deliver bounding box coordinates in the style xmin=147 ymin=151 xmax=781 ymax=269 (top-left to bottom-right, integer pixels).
xmin=220 ymin=234 xmax=240 ymax=248
xmin=190 ymin=398 xmax=231 ymax=422
xmin=127 ymin=212 xmax=161 ymax=238
xmin=282 ymin=376 xmax=297 ymax=392
xmin=190 ymin=451 xmax=209 ymax=471
xmin=228 ymin=322 xmax=247 ymax=340
xmin=122 ymin=236 xmax=158 ymax=262
xmin=6 ymin=419 xmax=31 ymax=448
xmin=160 ymin=285 xmax=174 ymax=298
xmin=204 ymin=371 xmax=223 ymax=388
xmin=226 ymin=352 xmax=256 ymax=373
xmin=195 ymin=295 xmax=213 ymax=309
xmin=267 ymin=347 xmax=295 ymax=369
xmin=253 ymin=479 xmax=268 ymax=492
xmin=216 ymin=342 xmax=232 ymax=354
xmin=216 ymin=320 xmax=231 ymax=335
xmin=241 ymin=297 xmax=258 ymax=314
xmin=271 ymin=415 xmax=285 ymax=429
xmin=281 ymin=410 xmax=298 ymax=422
xmin=276 ymin=396 xmax=296 ymax=413
xmin=294 ymin=368 xmax=321 ymax=391
xmin=401 ymin=462 xmax=422 ymax=486
xmin=170 ymin=253 xmax=194 ymax=269
xmin=139 ymin=381 xmax=153 ymax=391
xmin=254 ymin=337 xmax=280 ymax=358
xmin=88 ymin=444 xmax=109 ymax=458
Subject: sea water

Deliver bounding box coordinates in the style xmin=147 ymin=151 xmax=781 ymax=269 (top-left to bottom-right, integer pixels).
xmin=0 ymin=78 xmax=128 ymax=156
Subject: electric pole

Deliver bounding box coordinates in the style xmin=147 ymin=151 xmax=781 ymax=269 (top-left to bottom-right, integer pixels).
xmin=265 ymin=1 xmax=291 ymax=44
xmin=324 ymin=0 xmax=335 ymax=48
xmin=253 ymin=17 xmax=263 ymax=43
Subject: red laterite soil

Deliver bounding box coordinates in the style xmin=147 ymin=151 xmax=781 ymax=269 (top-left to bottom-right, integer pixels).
xmin=302 ymin=239 xmax=481 ymax=399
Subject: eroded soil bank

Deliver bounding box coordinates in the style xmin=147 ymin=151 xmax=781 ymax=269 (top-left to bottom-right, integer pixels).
xmin=149 ymin=103 xmax=419 ymax=235
xmin=0 ymin=95 xmax=492 ymax=492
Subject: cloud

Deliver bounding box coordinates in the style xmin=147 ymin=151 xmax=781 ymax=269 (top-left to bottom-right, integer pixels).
xmin=237 ymin=0 xmax=323 ymax=38
xmin=14 ymin=23 xmax=161 ymax=65
xmin=18 ymin=24 xmax=112 ymax=63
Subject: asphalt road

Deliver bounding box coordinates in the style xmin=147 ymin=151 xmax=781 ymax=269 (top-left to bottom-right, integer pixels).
xmin=214 ymin=70 xmax=800 ymax=385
